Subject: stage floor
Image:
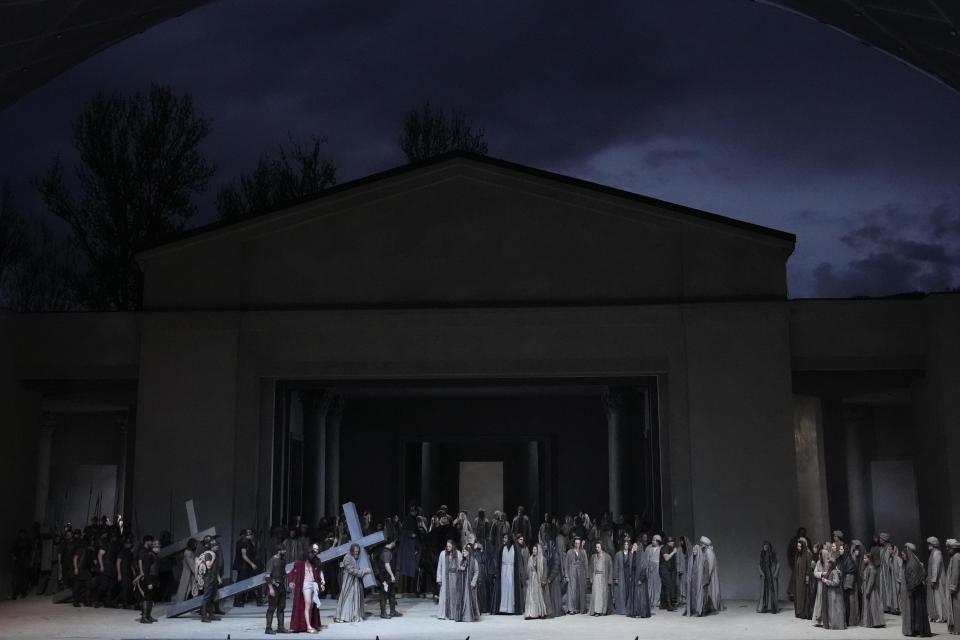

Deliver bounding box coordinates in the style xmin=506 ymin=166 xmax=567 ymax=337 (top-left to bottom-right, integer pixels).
xmin=0 ymin=594 xmax=950 ymax=639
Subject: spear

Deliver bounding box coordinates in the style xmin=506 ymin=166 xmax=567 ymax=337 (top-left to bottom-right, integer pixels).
xmin=85 ymin=485 xmax=93 ymax=526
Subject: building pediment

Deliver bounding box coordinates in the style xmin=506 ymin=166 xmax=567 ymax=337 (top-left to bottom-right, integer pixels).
xmin=138 ymin=155 xmax=794 ymax=309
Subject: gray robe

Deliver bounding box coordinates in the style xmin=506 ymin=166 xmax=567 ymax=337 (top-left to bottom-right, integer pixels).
xmin=646 ymin=544 xmax=662 ymax=608
xmin=821 ymin=568 xmax=846 ymax=629
xmin=702 ymin=544 xmax=723 ymax=615
xmin=882 ymin=546 xmax=902 ymax=613
xmin=524 ymin=554 xmax=548 ymax=618
xmin=861 ymin=563 xmax=885 ymax=628
xmin=612 ymin=549 xmax=630 ymax=614
xmin=455 ymin=555 xmax=480 ymax=622
xmin=684 ymin=549 xmax=704 ymax=616
xmin=946 ymin=551 xmax=959 ymax=634
xmin=435 ymin=549 xmax=462 ymax=619
xmin=590 ymin=551 xmax=613 ymax=615
xmin=335 ymin=554 xmax=366 ymax=623
xmin=564 ymin=548 xmax=589 ymax=613
xmin=929 ymin=548 xmax=949 ymax=622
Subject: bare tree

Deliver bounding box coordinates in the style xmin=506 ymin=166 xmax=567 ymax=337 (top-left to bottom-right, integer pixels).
xmin=34 ymin=84 xmax=214 ymax=310
xmin=216 ymin=134 xmax=337 ymax=222
xmin=0 ymin=181 xmax=27 ymax=304
xmin=399 ymin=102 xmax=488 ymax=162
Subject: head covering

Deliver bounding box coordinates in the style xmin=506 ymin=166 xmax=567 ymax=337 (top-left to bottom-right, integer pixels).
xmin=832 ymin=530 xmax=844 ymax=539
xmin=798 ymin=536 xmax=808 ymax=547
xmin=946 ymin=538 xmax=960 ymax=549
xmin=926 ymin=536 xmax=940 ymax=547
xmin=904 ymin=542 xmax=917 ymax=552
xmin=902 ymin=544 xmax=925 ymax=590
xmin=878 ymin=532 xmax=891 ymax=543
xmin=699 ymin=536 xmax=711 ymax=546
xmin=652 ymin=534 xmax=663 ymax=543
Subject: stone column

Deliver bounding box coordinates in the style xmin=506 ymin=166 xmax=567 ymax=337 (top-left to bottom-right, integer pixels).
xmin=843 ymin=406 xmax=870 ymax=542
xmin=324 ymin=397 xmax=342 ymax=517
xmin=421 ymin=441 xmax=434 ymax=512
xmin=304 ymin=392 xmax=332 ymax=524
xmin=603 ymin=388 xmax=623 ymax=518
xmin=34 ymin=414 xmax=55 ymax=523
xmin=115 ymin=414 xmax=129 ymax=518
xmin=528 ymin=441 xmax=540 ymax=531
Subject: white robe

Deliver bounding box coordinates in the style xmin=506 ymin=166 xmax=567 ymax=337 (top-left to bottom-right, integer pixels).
xmin=499 ymin=545 xmax=516 ymax=613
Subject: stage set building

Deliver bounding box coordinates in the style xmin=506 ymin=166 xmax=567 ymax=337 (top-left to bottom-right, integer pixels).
xmin=1 ymin=154 xmax=958 ymax=599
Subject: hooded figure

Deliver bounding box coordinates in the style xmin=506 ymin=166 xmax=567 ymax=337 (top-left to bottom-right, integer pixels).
xmin=646 ymin=535 xmax=662 ymax=609
xmin=683 ymin=543 xmax=704 ymax=616
xmin=435 ymin=540 xmax=462 ymax=620
xmin=626 ymin=541 xmax=651 ymax=618
xmin=757 ymin=541 xmax=780 ymax=613
xmin=794 ymin=537 xmax=813 ymax=619
xmin=928 ymin=536 xmax=949 ymax=623
xmin=700 ymin=536 xmax=723 ymax=615
xmin=861 ymin=553 xmax=885 ymax=628
xmin=901 ymin=543 xmax=932 ymax=637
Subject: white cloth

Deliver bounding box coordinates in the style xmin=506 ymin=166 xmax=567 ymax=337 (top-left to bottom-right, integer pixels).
xmin=500 ymin=545 xmax=516 ymax=613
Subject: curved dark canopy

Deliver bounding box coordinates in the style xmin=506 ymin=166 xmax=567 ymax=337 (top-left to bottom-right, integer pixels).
xmin=758 ymin=0 xmax=960 ymax=93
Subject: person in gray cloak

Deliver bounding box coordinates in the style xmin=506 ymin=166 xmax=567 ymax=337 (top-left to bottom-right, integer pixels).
xmin=612 ymin=538 xmax=631 ymax=614
xmin=820 ymin=558 xmax=846 ymax=629
xmin=454 ymin=544 xmax=480 ymax=622
xmin=881 ymin=534 xmax=903 ymax=614
xmin=683 ymin=543 xmax=704 ymax=616
xmin=334 ymin=543 xmax=370 ymax=623
xmin=627 ymin=541 xmax=651 ymax=618
xmin=700 ymin=536 xmax=723 ymax=615
xmin=901 ymin=543 xmax=932 ymax=637
xmin=542 ymin=538 xmax=564 ymax=618
xmin=564 ymin=536 xmax=589 ymax=614
xmin=589 ymin=542 xmax=613 ymax=616
xmin=646 ymin=535 xmax=662 ymax=609
xmin=523 ymin=544 xmax=549 ymax=619
xmin=813 ymin=543 xmax=832 ymax=625
xmin=927 ymin=536 xmax=949 ymax=623
xmin=861 ymin=553 xmax=885 ymax=628
xmin=757 ymin=541 xmax=780 ymax=613
xmin=435 ymin=540 xmax=462 ymax=620
xmin=946 ymin=538 xmax=959 ymax=635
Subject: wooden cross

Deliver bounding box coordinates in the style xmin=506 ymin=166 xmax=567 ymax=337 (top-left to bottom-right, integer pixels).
xmin=166 ymin=501 xmax=384 ymax=617
xmin=158 ymin=499 xmax=217 ymax=560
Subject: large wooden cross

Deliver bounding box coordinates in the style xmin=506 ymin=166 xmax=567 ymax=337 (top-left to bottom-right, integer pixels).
xmin=165 ymin=501 xmax=384 ymax=618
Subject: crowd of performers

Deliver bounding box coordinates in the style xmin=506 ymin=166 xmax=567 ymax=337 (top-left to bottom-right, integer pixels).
xmin=780 ymin=528 xmax=960 ymax=637
xmin=8 ymin=508 xmax=960 ymax=637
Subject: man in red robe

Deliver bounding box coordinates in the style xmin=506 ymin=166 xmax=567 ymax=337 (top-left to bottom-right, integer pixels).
xmin=287 ymin=543 xmax=325 ymax=633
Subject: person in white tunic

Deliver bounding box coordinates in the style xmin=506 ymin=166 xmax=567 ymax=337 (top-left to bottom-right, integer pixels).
xmin=590 ymin=542 xmax=613 ymax=616
xmin=435 ymin=540 xmax=462 ymax=620
xmin=499 ymin=539 xmax=517 ymax=613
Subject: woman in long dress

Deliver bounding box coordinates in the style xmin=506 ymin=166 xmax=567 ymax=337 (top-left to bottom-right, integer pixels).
xmin=812 ymin=544 xmax=830 ymax=626
xmin=757 ymin=541 xmax=780 ymax=614
xmin=683 ymin=543 xmax=704 ymax=616
xmin=861 ymin=553 xmax=885 ymax=628
xmin=626 ymin=541 xmax=651 ymax=618
xmin=334 ymin=543 xmax=370 ymax=623
xmin=455 ymin=544 xmax=480 ymax=622
xmin=820 ymin=558 xmax=846 ymax=629
xmin=523 ymin=544 xmax=548 ymax=619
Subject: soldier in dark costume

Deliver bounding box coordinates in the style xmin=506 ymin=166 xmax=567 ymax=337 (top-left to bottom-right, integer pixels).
xmin=264 ymin=546 xmax=288 ymax=634
xmin=136 ymin=536 xmax=160 ymax=624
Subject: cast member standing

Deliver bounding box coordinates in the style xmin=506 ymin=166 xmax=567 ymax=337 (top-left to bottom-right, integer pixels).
xmin=436 ymin=539 xmax=461 ymax=619
xmin=757 ymin=541 xmax=780 ymax=613
xmin=523 ymin=544 xmax=548 ymax=619
xmin=589 ymin=541 xmax=613 ymax=616
xmin=646 ymin=535 xmax=662 ymax=609
xmin=136 ymin=537 xmax=160 ymax=624
xmin=264 ymin=546 xmax=288 ymax=634
xmin=335 ymin=543 xmax=369 ymax=623
xmin=511 ymin=507 xmax=532 ymax=545
xmin=376 ymin=540 xmax=401 ymax=619
xmin=901 ymin=543 xmax=932 ymax=637
xmin=861 ymin=553 xmax=885 ymax=628
xmin=821 ymin=558 xmax=846 ymax=629
xmin=612 ymin=538 xmax=631 ymax=614
xmin=542 ymin=538 xmax=563 ymax=617
xmin=928 ymin=537 xmax=949 ymax=623
xmin=287 ymin=543 xmax=324 ymax=634
xmin=700 ymin=536 xmax=723 ymax=615
xmin=945 ymin=538 xmax=959 ymax=635
xmin=455 ymin=544 xmax=480 ymax=622
xmin=627 ymin=541 xmax=651 ymax=618
xmin=660 ymin=537 xmax=679 ymax=610
xmin=564 ymin=536 xmax=589 ymax=614
xmin=794 ymin=537 xmax=813 ymax=619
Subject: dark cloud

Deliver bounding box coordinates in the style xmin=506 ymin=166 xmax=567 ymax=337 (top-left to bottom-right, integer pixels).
xmin=0 ymin=0 xmax=958 ymax=300
xmin=812 ymin=201 xmax=960 ymax=297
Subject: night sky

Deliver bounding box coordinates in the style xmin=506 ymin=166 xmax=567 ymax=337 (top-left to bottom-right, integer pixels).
xmin=1 ymin=0 xmax=958 ymax=298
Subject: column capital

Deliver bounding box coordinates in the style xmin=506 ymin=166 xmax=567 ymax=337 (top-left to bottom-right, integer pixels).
xmin=602 ymin=387 xmax=624 ymax=419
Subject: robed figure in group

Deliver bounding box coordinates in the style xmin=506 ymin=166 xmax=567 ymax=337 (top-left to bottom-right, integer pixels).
xmin=564 ymin=537 xmax=589 ymax=614
xmin=626 ymin=541 xmax=651 ymax=618
xmin=287 ymin=544 xmax=325 ymax=634
xmin=589 ymin=542 xmax=613 ymax=616
xmin=757 ymin=541 xmax=780 ymax=614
